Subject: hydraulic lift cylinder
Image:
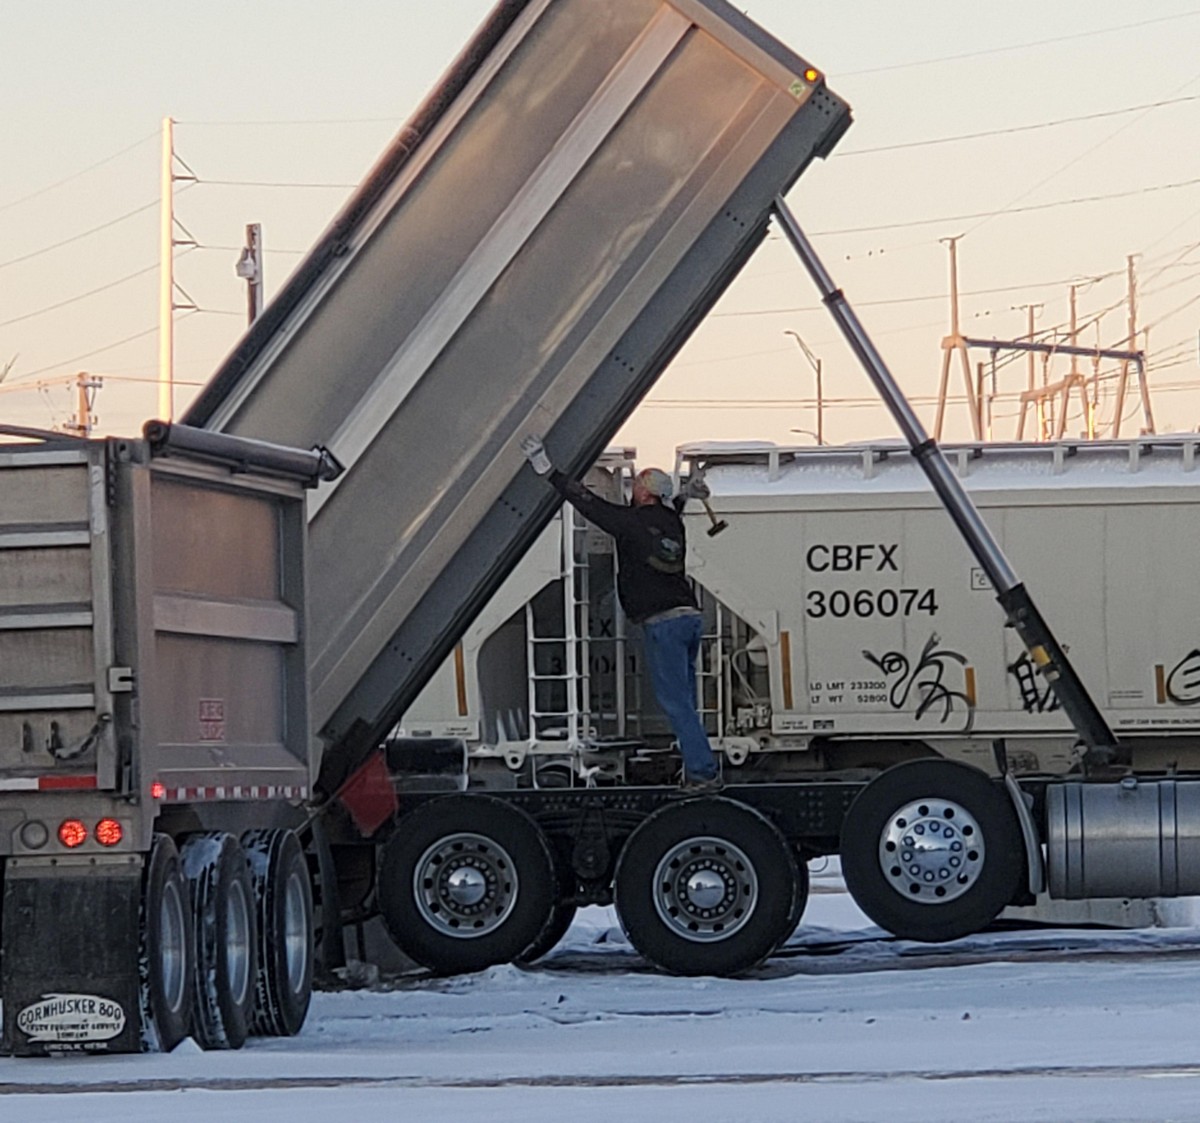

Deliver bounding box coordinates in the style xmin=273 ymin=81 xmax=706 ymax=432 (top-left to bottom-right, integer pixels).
xmin=772 ymin=195 xmax=1119 ymax=761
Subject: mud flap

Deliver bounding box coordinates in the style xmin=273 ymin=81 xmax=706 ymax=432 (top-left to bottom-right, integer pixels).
xmin=2 ymin=857 xmax=143 ymax=1055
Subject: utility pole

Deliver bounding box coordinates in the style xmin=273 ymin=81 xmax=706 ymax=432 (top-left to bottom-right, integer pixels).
xmin=158 ymin=117 xmax=174 ymax=421
xmin=157 ymin=116 xmax=198 ymax=421
xmin=1109 ymin=254 xmax=1157 ymax=438
xmin=934 ymin=235 xmax=981 ymax=441
xmin=1068 ymin=284 xmax=1097 ymax=438
xmin=783 ymin=329 xmax=824 ymax=443
xmin=63 ymin=372 xmax=102 ymax=437
xmin=236 ymin=223 xmax=264 ymax=324
xmin=1011 ymin=302 xmax=1042 ymax=438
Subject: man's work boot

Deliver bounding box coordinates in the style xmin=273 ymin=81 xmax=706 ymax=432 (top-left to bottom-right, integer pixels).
xmin=670 ymin=773 xmax=724 ymax=799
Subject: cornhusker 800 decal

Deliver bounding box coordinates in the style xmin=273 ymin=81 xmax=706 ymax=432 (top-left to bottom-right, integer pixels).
xmin=16 ymin=993 xmax=127 ymax=1043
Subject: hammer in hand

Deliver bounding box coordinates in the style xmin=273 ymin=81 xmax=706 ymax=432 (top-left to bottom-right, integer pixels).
xmin=700 ymin=498 xmax=728 ymax=537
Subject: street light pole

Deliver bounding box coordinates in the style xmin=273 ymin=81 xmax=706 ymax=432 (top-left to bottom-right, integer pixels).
xmin=784 ymin=329 xmax=824 ymax=444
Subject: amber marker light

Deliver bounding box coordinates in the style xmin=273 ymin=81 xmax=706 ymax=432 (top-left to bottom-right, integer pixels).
xmin=803 ymin=67 xmax=820 ymax=83
xmin=58 ymin=819 xmax=88 ymax=848
xmin=95 ymin=818 xmax=123 ymax=847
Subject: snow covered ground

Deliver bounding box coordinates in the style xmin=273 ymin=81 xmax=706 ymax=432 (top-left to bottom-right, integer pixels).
xmin=7 ymin=864 xmax=1200 ymax=1122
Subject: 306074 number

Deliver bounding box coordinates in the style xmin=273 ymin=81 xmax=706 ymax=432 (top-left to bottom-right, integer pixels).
xmin=806 ymin=588 xmax=939 ymax=619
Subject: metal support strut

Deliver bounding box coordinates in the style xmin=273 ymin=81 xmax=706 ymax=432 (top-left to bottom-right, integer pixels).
xmin=772 ymin=196 xmax=1119 ymax=764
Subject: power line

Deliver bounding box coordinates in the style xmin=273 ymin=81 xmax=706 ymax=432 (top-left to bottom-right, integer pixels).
xmin=963 ymin=68 xmax=1200 ymax=239
xmin=815 ymin=176 xmax=1200 ymax=240
xmin=0 ymin=199 xmax=158 ymax=271
xmin=196 ymin=243 xmax=305 ymax=256
xmin=1142 ymin=265 xmax=1200 ymax=300
xmin=13 ymin=323 xmax=164 ymax=382
xmin=841 ymin=10 xmax=1200 ymax=77
xmin=711 ymin=274 xmax=1121 ymax=319
xmin=101 ymin=373 xmax=207 ymax=387
xmin=197 ymin=179 xmax=355 ymax=189
xmin=837 ymin=95 xmax=1200 ymax=157
xmin=0 ymin=263 xmax=158 ymax=329
xmin=1143 ymin=288 xmax=1200 ymax=333
xmin=177 ymin=117 xmax=399 ymax=126
xmin=0 ymin=130 xmax=157 ymax=215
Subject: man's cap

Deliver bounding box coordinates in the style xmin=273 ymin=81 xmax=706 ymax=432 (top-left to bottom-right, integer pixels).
xmin=634 ymin=467 xmax=673 ymax=500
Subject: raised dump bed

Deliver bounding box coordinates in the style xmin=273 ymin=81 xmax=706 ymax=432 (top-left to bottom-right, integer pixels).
xmin=183 ymin=0 xmax=852 ymax=773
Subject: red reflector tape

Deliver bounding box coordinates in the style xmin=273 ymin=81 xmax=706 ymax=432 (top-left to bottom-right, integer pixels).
xmin=38 ymin=775 xmax=99 ymax=791
xmin=162 ymin=784 xmax=307 ymax=802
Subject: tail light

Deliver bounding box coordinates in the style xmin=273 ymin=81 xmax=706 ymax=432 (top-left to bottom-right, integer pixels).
xmin=58 ymin=819 xmax=87 ymax=848
xmin=95 ymin=818 xmax=123 ymax=847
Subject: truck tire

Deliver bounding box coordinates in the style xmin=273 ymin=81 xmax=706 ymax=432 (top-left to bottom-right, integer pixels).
xmin=180 ymin=833 xmax=258 ymax=1049
xmin=516 ymin=901 xmax=578 ymax=964
xmin=378 ymin=795 xmax=557 ymax=974
xmin=840 ymin=759 xmax=1023 ymax=943
xmin=778 ymin=853 xmax=811 ymax=949
xmin=139 ymin=834 xmax=194 ymax=1051
xmin=613 ymin=797 xmax=798 ymax=976
xmin=242 ymin=829 xmax=313 ymax=1037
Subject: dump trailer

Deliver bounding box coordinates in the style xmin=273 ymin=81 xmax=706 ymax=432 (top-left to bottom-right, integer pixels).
xmin=0 ymin=424 xmax=335 ymax=1054
xmin=181 ymin=0 xmax=1200 ymax=980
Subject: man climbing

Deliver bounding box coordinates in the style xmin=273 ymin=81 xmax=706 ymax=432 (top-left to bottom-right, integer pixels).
xmin=521 ymin=435 xmax=722 ymax=794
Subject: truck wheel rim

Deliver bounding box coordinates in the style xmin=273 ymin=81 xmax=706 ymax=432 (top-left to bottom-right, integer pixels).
xmin=283 ymin=869 xmax=309 ymax=992
xmin=160 ymin=878 xmax=187 ymax=1012
xmin=413 ymin=832 xmax=519 ymax=939
xmin=877 ymin=797 xmax=984 ymax=905
xmin=226 ymin=879 xmax=253 ymax=1006
xmin=651 ymin=835 xmax=758 ymax=943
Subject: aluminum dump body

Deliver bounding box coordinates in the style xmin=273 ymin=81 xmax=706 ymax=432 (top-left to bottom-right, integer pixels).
xmin=183 ymin=0 xmax=851 ymax=759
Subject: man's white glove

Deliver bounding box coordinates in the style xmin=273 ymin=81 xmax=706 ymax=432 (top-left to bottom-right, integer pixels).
xmin=520 ymin=434 xmax=554 ymax=476
xmin=682 ymin=472 xmax=711 ymax=501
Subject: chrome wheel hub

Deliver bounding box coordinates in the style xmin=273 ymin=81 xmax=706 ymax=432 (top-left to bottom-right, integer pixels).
xmin=159 ymin=878 xmax=187 ymax=1012
xmin=284 ymin=869 xmax=309 ymax=992
xmin=878 ymin=796 xmax=984 ymax=905
xmin=414 ymin=832 xmax=518 ymax=939
xmin=226 ymin=878 xmax=252 ymax=1006
xmin=652 ymin=836 xmax=758 ymax=943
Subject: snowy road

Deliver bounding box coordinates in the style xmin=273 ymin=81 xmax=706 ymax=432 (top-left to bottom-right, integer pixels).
xmin=6 ymin=875 xmax=1200 ymax=1122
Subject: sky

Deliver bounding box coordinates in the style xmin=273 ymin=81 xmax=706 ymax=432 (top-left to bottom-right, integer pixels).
xmin=2 ymin=1 xmax=1200 ymax=464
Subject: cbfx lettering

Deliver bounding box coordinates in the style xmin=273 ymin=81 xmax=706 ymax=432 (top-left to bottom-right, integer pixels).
xmin=806 ymin=543 xmax=898 ymax=572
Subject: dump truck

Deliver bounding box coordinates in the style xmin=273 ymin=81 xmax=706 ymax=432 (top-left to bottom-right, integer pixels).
xmin=6 ymin=0 xmax=1196 ymax=1050
xmin=1 ymin=0 xmax=853 ymax=1053
xmin=184 ymin=0 xmax=1200 ymax=984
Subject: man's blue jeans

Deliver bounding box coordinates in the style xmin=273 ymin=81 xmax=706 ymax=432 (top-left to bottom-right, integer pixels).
xmin=641 ymin=612 xmax=719 ymax=781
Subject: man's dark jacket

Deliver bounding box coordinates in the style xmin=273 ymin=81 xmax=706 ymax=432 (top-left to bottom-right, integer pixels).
xmin=550 ymin=472 xmax=697 ymax=625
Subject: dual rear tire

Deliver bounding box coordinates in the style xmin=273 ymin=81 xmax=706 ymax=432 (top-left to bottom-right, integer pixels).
xmin=379 ymin=794 xmax=808 ymax=978
xmin=139 ymin=834 xmax=194 ymax=1051
xmin=140 ymin=828 xmax=314 ymax=1051
xmin=180 ymin=832 xmax=258 ymax=1050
